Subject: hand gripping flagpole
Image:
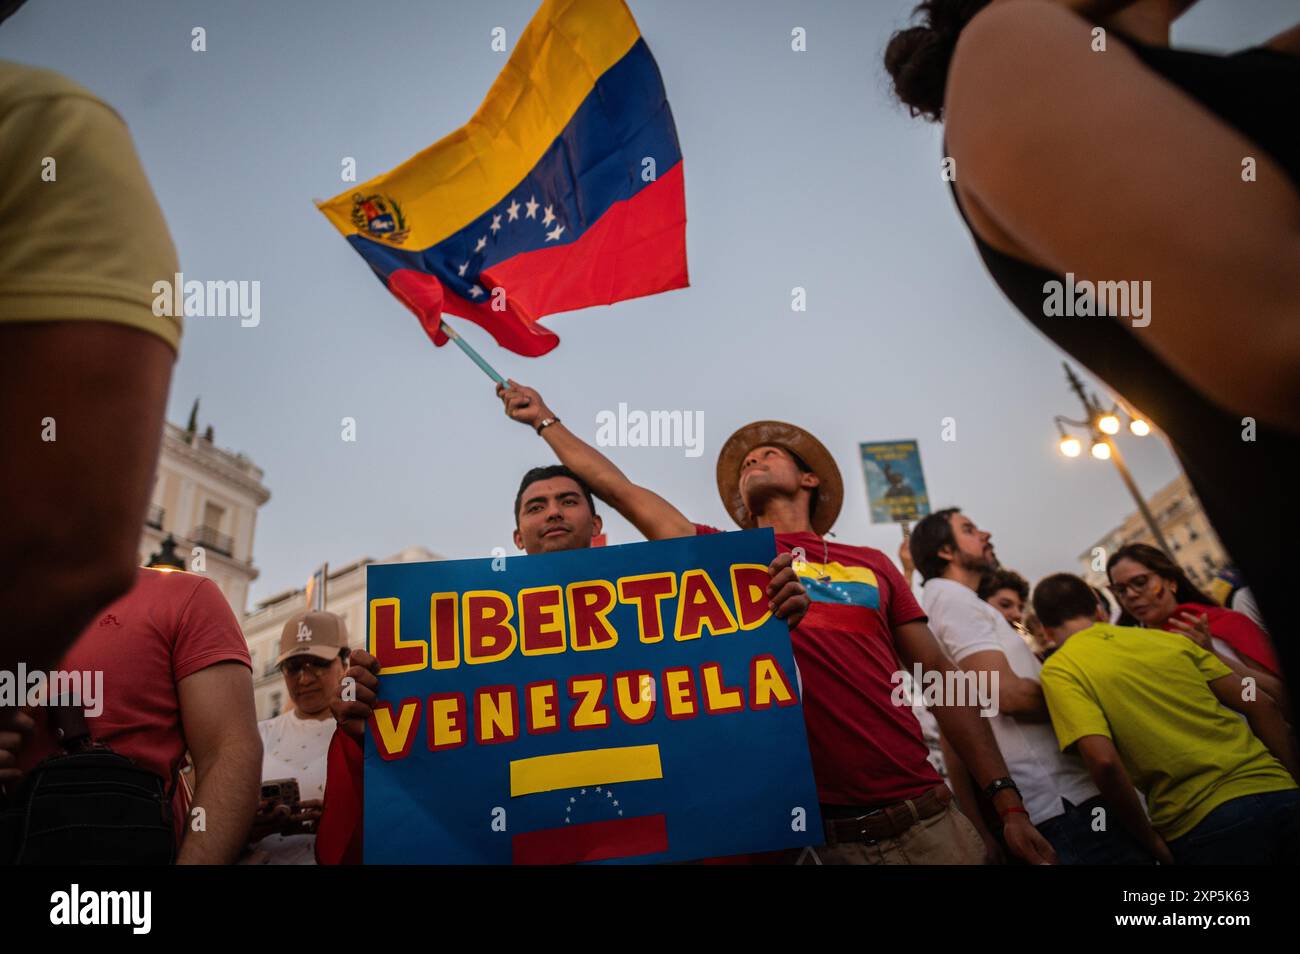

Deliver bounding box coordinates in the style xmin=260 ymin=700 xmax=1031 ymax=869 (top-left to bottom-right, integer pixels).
xmin=439 ymin=317 xmax=507 ymax=387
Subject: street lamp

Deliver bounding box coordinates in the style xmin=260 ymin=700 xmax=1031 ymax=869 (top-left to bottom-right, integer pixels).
xmin=147 ymin=533 xmax=186 ymax=571
xmin=1055 ymin=420 xmax=1082 ymax=458
xmin=1053 ymin=363 xmax=1173 ymax=557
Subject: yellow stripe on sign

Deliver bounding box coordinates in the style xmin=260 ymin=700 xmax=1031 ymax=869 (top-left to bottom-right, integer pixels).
xmin=318 ymin=0 xmax=641 ymax=248
xmin=510 ymin=744 xmax=663 ymax=797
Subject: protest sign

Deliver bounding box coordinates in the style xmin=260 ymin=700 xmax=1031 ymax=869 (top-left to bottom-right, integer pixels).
xmin=363 ymin=528 xmax=822 ymax=863
xmin=860 ymin=440 xmax=931 ymax=524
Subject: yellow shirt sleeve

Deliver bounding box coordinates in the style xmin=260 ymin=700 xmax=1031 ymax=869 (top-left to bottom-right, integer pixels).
xmin=0 ymin=64 xmax=181 ymax=352
xmin=1190 ymin=642 xmax=1234 ymax=682
xmin=1041 ymin=658 xmax=1112 ymax=751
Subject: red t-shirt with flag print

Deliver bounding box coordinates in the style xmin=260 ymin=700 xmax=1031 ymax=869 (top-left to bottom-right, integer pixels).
xmin=695 ymin=525 xmax=942 ymax=808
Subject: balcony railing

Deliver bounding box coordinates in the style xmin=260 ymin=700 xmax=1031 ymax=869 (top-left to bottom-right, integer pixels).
xmin=189 ymin=525 xmax=234 ymax=557
xmin=146 ymin=504 xmax=165 ymax=530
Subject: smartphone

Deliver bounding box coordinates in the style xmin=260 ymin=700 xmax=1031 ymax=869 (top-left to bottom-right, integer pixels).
xmin=260 ymin=778 xmax=301 ymax=810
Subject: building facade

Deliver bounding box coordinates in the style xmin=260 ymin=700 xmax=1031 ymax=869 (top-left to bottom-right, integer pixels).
xmin=1079 ymin=472 xmax=1231 ymax=590
xmin=241 ymin=546 xmax=441 ymax=720
xmin=139 ymin=416 xmax=270 ymax=615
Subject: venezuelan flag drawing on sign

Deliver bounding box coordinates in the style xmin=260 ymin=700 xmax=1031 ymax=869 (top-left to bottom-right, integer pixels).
xmin=362 ymin=530 xmax=823 ymax=864
xmin=317 ymin=0 xmax=688 ymax=357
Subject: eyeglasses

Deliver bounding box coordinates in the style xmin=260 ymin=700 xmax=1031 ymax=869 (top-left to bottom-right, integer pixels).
xmin=279 ymin=656 xmax=336 ymax=677
xmin=1109 ymin=573 xmax=1154 ymax=599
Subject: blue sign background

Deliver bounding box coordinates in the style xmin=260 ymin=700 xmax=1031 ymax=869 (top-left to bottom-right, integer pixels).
xmin=363 ymin=529 xmax=822 ymax=864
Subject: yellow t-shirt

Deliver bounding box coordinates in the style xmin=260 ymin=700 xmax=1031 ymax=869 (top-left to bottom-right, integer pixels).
xmin=1041 ymin=622 xmax=1295 ymax=840
xmin=0 ymin=61 xmax=181 ymax=351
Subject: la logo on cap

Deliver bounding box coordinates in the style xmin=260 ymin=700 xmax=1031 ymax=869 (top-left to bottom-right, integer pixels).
xmin=296 ymin=621 xmax=313 ymax=642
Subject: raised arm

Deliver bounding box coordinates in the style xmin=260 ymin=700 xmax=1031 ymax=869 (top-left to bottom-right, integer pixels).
xmin=496 ymin=381 xmax=696 ymax=541
xmin=948 ymin=1 xmax=1300 ymax=427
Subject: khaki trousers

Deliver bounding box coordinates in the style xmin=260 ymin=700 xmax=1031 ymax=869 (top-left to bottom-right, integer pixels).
xmin=799 ymin=802 xmax=986 ymax=865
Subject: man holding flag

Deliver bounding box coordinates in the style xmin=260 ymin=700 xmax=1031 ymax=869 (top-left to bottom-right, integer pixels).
xmin=490 ymin=381 xmax=1058 ymax=866
xmin=317 ymin=461 xmax=810 ymax=863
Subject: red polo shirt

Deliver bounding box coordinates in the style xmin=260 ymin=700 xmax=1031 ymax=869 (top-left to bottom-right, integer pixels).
xmin=18 ymin=567 xmax=251 ymax=838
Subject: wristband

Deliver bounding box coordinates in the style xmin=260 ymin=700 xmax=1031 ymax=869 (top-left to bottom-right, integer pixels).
xmin=998 ymin=805 xmax=1029 ymax=820
xmin=983 ymin=776 xmax=1020 ymax=802
xmin=536 ymin=416 xmax=560 ymax=435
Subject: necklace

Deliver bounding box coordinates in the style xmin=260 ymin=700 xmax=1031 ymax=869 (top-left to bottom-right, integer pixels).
xmin=813 ymin=533 xmax=831 ymax=583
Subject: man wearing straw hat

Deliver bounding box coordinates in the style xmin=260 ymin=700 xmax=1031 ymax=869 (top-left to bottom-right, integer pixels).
xmin=319 ymin=450 xmax=812 ymax=863
xmin=483 ymin=382 xmax=1056 ymax=865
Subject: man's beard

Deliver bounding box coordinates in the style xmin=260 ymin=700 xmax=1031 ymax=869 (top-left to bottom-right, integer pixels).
xmin=958 ymin=548 xmax=998 ymax=574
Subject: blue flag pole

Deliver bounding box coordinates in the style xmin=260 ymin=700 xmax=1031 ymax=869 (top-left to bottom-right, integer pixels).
xmin=439 ymin=317 xmax=507 ymax=386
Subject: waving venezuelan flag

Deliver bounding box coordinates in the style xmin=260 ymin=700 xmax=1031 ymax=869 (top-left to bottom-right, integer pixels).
xmin=317 ymin=0 xmax=687 ymax=357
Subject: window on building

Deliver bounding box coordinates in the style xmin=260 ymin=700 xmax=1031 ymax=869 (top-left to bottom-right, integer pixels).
xmin=203 ymin=501 xmax=225 ymax=531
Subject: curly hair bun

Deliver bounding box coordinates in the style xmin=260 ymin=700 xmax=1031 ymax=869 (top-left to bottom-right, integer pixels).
xmin=884 ymin=1 xmax=990 ymax=123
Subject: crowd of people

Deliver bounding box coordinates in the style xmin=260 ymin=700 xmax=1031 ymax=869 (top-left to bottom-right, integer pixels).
xmin=3 ymin=373 xmax=1293 ymax=866
xmin=2 ymin=0 xmax=1297 ymax=866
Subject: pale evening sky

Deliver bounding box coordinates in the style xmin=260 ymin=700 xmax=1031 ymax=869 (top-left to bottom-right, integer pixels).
xmin=4 ymin=0 xmax=1291 ymax=609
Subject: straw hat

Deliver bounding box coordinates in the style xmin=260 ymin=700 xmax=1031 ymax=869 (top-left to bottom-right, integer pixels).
xmin=715 ymin=421 xmax=843 ymax=535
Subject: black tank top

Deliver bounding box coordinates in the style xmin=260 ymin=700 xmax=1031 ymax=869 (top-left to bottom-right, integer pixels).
xmin=948 ymin=35 xmax=1298 ymax=679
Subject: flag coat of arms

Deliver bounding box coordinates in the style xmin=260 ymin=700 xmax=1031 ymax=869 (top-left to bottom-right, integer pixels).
xmin=318 ymin=0 xmax=688 ymax=357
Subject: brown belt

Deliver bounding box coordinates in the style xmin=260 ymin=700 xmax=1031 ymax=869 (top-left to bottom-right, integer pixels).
xmin=823 ymin=785 xmax=952 ymax=845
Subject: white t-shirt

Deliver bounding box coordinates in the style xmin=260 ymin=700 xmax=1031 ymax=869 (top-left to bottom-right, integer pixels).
xmin=922 ymin=577 xmax=1098 ymax=824
xmin=245 ymin=710 xmax=335 ymax=865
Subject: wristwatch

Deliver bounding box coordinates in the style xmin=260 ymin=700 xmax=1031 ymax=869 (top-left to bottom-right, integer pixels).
xmin=983 ymin=776 xmax=1021 ymax=801
xmin=536 ymin=416 xmax=560 ymax=435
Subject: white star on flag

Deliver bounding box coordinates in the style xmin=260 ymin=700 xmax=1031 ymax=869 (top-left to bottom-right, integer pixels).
xmin=542 ymin=205 xmax=556 ymax=227
xmin=525 ymin=196 xmax=539 ymax=219
xmin=457 ymin=262 xmax=468 ymax=277
xmin=490 ymin=214 xmax=502 ymax=234
xmin=474 ymin=235 xmax=487 ymax=253
xmin=506 ymin=199 xmax=520 ymax=222
xmin=468 ymin=285 xmax=484 ymax=298
xmin=546 ymin=224 xmax=565 ymax=242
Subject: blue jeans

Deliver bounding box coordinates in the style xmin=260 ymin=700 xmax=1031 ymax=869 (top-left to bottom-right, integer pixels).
xmin=1034 ymin=796 xmax=1156 ymax=865
xmin=1168 ymin=788 xmax=1300 ymax=865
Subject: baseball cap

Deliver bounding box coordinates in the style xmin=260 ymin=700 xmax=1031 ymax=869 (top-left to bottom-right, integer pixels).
xmin=275 ymin=610 xmax=349 ymax=666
